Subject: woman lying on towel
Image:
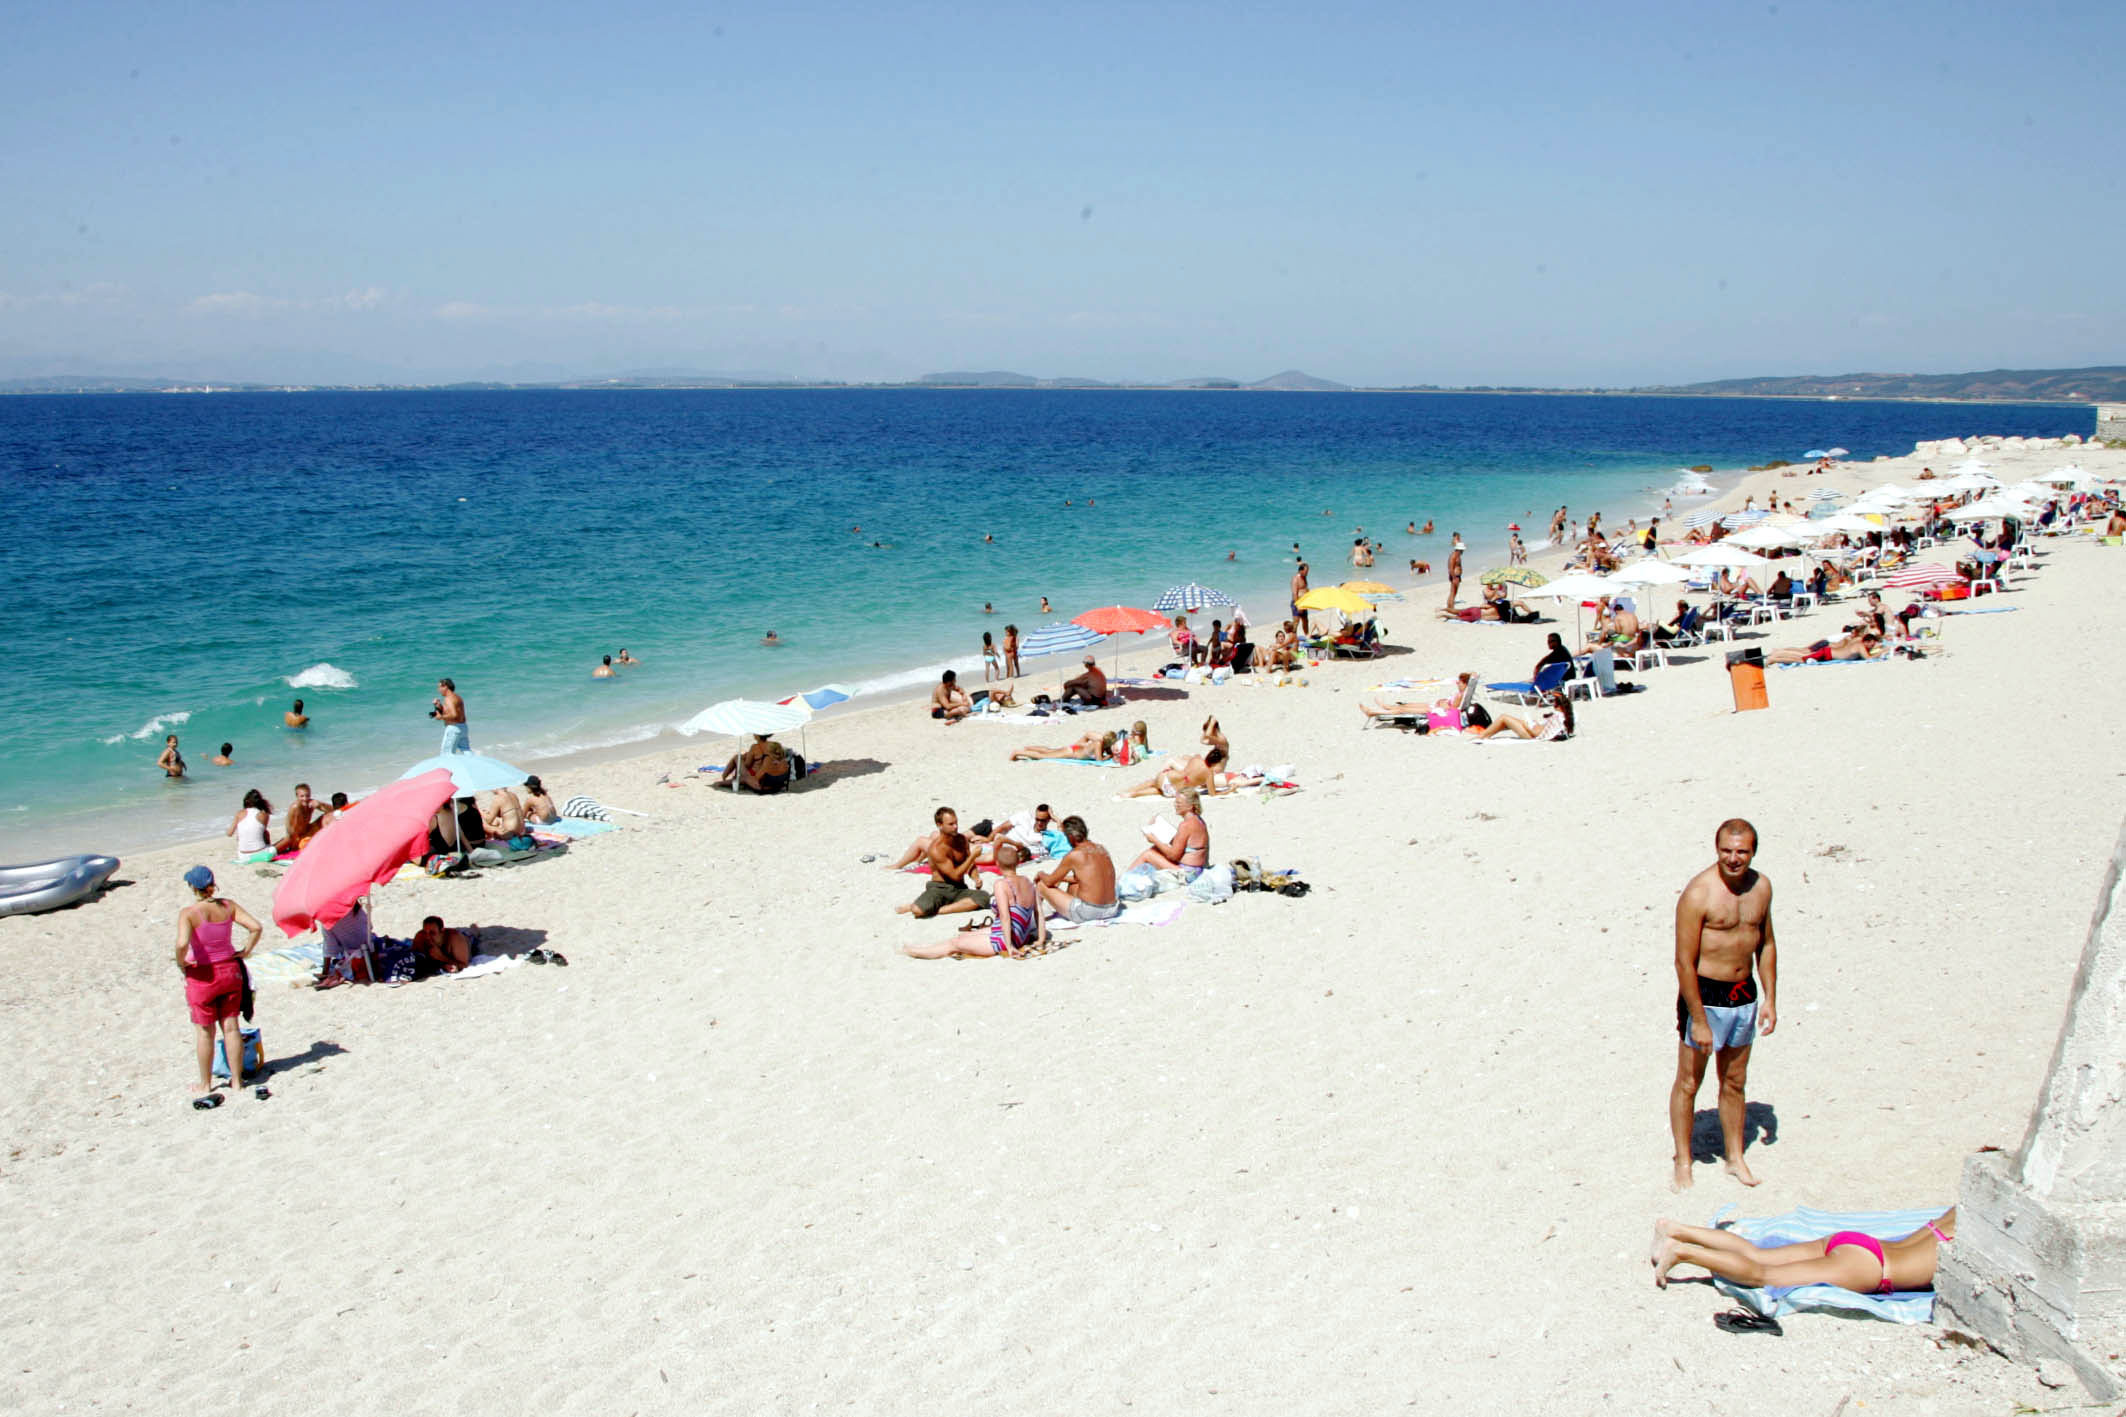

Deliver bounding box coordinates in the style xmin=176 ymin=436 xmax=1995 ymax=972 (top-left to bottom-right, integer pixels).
xmin=1359 ymin=673 xmax=1475 ymax=729
xmin=1764 ymin=631 xmax=1883 ymax=664
xmin=1652 ymin=1209 xmax=1954 ymax=1294
xmin=1009 ymin=730 xmax=1115 ymax=763
xmin=1117 ymin=746 xmax=1228 ymax=798
xmin=1468 ymin=691 xmax=1574 ymax=742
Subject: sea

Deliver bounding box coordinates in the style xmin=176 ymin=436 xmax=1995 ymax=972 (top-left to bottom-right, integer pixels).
xmin=0 ymin=389 xmax=2093 ymax=859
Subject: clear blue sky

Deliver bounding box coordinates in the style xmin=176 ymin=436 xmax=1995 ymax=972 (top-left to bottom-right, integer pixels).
xmin=3 ymin=0 xmax=2120 ymax=385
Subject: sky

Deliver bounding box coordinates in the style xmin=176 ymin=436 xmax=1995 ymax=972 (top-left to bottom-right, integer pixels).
xmin=2 ymin=0 xmax=2121 ymax=387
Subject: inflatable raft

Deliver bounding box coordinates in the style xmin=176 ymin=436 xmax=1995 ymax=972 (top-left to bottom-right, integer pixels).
xmin=0 ymin=855 xmax=121 ymax=917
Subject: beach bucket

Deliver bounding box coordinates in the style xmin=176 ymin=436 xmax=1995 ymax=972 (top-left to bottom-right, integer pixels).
xmin=1725 ymin=648 xmax=1768 ymax=714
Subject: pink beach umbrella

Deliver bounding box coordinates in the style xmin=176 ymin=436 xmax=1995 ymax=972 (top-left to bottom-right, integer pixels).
xmin=1880 ymin=563 xmax=1963 ymax=590
xmin=272 ymin=768 xmax=457 ymax=938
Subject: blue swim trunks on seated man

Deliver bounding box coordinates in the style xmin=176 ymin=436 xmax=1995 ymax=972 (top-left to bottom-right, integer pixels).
xmin=1678 ymin=974 xmax=1758 ymax=1051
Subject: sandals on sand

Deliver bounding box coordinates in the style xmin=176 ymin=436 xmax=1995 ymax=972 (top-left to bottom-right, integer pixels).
xmin=526 ymin=949 xmax=570 ymax=967
xmin=191 ymin=1093 xmax=224 ymax=1111
xmin=1713 ymin=1308 xmax=1782 ymax=1336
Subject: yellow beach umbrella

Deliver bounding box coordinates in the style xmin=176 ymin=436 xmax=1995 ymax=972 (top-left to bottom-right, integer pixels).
xmin=1339 ymin=579 xmax=1397 ymax=595
xmin=1296 ymin=586 xmax=1377 ymax=617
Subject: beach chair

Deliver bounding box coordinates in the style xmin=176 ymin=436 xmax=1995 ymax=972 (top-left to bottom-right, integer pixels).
xmin=1564 ymin=647 xmax=1622 ymax=701
xmin=1329 ymin=620 xmax=1384 ymax=659
xmin=1485 ymin=659 xmax=1569 ymax=707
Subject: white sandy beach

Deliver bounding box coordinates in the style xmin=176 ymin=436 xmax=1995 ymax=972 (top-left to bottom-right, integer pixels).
xmin=3 ymin=436 xmax=2121 ymax=1415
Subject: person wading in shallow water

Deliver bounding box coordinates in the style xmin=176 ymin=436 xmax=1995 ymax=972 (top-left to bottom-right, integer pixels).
xmin=1668 ymin=818 xmax=1778 ymax=1192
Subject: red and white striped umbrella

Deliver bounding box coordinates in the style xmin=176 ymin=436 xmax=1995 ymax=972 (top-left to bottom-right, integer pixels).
xmin=1880 ymin=563 xmax=1963 ymax=589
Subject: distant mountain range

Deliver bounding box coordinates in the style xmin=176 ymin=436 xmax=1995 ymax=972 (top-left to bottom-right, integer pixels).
xmin=1645 ymin=366 xmax=2126 ymax=403
xmin=912 ymin=368 xmax=1353 ymax=392
xmin=1 ymin=365 xmax=2115 ymax=401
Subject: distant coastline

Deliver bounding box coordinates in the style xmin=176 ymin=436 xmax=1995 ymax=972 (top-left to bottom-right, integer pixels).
xmin=4 ymin=363 xmax=2122 ymax=404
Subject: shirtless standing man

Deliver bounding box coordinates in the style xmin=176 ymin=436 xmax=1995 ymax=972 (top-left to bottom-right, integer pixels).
xmin=1445 ymin=535 xmax=1465 ymax=610
xmin=1036 ymin=816 xmax=1120 ymax=923
xmin=433 ymin=678 xmax=470 ymax=754
xmin=1290 ymin=561 xmax=1311 ymax=634
xmin=1669 ymin=818 xmax=1779 ymax=1191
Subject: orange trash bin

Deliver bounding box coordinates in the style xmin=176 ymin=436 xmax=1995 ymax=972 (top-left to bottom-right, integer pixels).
xmin=1726 ymin=647 xmax=1768 ymax=713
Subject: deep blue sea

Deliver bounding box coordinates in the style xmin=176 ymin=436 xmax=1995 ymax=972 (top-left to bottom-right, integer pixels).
xmin=0 ymin=389 xmax=2092 ymax=857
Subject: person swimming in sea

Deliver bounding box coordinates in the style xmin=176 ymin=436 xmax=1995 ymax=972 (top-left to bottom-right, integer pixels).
xmin=157 ymin=734 xmax=186 ymax=779
xmin=211 ymin=742 xmax=234 ymax=766
xmin=616 ymin=648 xmax=639 ymax=666
xmin=762 ymin=630 xmax=781 ymax=646
xmin=1039 ymin=597 xmax=1051 ymax=614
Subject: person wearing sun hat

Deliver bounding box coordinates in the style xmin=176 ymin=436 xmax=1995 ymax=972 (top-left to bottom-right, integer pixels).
xmin=174 ymin=865 xmax=262 ymax=1110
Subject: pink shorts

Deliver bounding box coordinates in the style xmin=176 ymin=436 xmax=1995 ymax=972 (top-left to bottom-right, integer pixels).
xmin=185 ymin=961 xmax=244 ymax=1027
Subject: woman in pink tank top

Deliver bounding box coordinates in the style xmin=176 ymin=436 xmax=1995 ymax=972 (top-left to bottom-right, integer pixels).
xmin=175 ymin=865 xmax=262 ymax=1109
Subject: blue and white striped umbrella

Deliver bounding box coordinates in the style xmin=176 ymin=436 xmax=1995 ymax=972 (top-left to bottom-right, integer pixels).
xmin=1152 ymin=582 xmax=1237 ymax=613
xmin=1720 ymin=509 xmax=1770 ymax=528
xmin=1810 ymin=488 xmax=1843 ymax=501
xmin=1018 ymin=621 xmax=1106 ymax=658
xmin=1681 ymin=509 xmax=1722 ymax=529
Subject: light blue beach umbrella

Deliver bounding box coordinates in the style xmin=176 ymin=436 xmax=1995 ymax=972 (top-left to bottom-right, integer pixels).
xmin=781 ymin=683 xmax=855 ymax=712
xmin=1153 ymin=582 xmax=1237 ymax=613
xmin=1825 ymin=447 xmax=1850 ymax=458
xmin=1803 ymin=449 xmax=1830 ymax=460
xmin=400 ymin=751 xmax=532 ymax=797
xmin=1018 ymin=621 xmax=1106 ymax=658
xmin=400 ymin=750 xmax=533 ymax=853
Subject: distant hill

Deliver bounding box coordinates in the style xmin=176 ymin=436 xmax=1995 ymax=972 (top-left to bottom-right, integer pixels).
xmin=917 ymin=370 xmax=1042 ymax=387
xmin=0 ymin=375 xmax=214 ymax=393
xmin=1649 ymin=367 xmax=2126 ymax=403
xmin=1244 ymin=370 xmax=1352 ymax=392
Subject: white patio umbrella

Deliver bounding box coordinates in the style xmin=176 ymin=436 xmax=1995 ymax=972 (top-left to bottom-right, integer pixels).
xmin=1947 ymin=498 xmax=2035 ymax=523
xmin=1941 ymin=471 xmax=2000 ymax=493
xmin=1724 ymin=522 xmax=1811 ymax=550
xmin=1810 ymin=511 xmax=1886 ymax=536
xmin=1671 ymin=544 xmax=1775 ymax=570
xmin=1606 ymin=559 xmax=1694 ymax=588
xmin=1526 ymin=572 xmax=1614 ymax=641
xmin=677 ymin=698 xmax=811 ymax=737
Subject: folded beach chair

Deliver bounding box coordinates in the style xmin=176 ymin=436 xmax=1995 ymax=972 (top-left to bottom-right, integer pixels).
xmin=1484 ymin=659 xmax=1569 ymax=707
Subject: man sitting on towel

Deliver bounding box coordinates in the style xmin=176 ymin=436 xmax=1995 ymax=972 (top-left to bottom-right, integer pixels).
xmin=1037 ymin=815 xmax=1121 ymax=923
xmin=893 ymin=807 xmax=992 ymax=920
xmin=1060 ymin=656 xmax=1108 ymax=706
xmin=930 ymin=670 xmax=973 ymax=721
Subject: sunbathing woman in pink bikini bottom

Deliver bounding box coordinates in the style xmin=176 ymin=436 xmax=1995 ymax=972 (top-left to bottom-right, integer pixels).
xmin=1652 ymin=1208 xmax=1955 ymax=1294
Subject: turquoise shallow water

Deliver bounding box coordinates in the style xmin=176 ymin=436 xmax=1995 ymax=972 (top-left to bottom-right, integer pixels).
xmin=0 ymin=389 xmax=2090 ymax=857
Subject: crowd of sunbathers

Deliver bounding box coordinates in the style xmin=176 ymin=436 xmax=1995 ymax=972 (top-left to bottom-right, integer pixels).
xmin=890 ymin=790 xmax=1213 ymax=958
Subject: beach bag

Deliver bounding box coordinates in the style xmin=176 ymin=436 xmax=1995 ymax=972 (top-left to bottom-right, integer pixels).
xmin=1187 ymin=865 xmax=1235 ymax=904
xmin=1464 ymin=704 xmax=1493 ymax=729
xmin=212 ymin=1026 xmax=264 ymax=1082
xmin=1116 ymin=864 xmax=1162 ymax=902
